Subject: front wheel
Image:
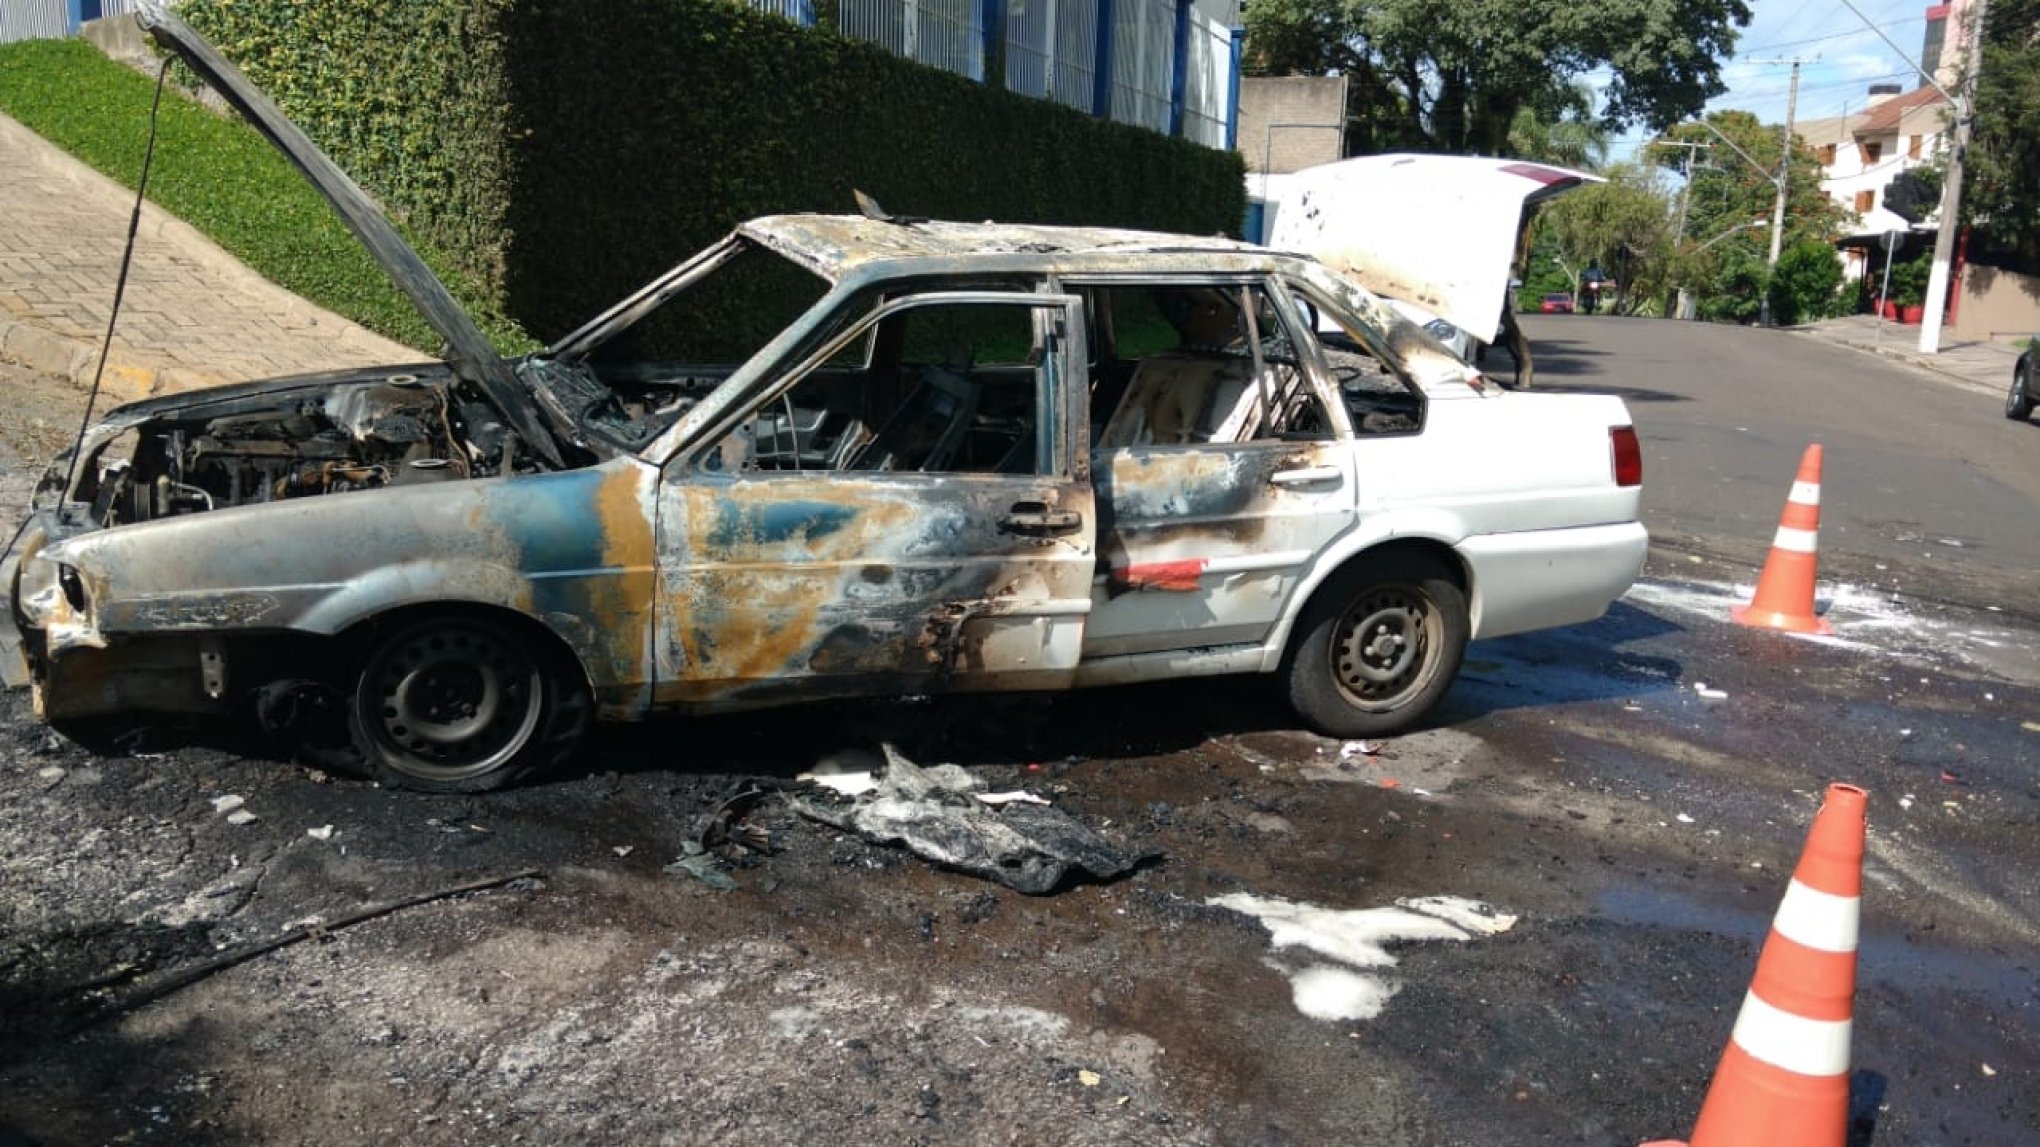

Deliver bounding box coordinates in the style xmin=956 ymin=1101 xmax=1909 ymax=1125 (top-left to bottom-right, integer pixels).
xmin=2008 ymin=358 xmax=2034 ymax=421
xmin=348 ymin=615 xmax=590 ymax=793
xmin=1284 ymin=554 xmax=1469 ymax=738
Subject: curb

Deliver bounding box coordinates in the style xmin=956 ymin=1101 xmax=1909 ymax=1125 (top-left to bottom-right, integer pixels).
xmin=1861 ymin=344 xmax=2005 ymax=398
xmin=1788 ymin=328 xmax=2005 ymax=398
xmin=0 ymin=314 xmax=92 ymax=382
xmin=0 ymin=314 xmax=220 ymax=405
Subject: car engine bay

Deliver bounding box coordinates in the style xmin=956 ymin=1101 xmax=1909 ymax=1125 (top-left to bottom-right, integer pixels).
xmin=66 ymin=376 xmax=534 ymax=526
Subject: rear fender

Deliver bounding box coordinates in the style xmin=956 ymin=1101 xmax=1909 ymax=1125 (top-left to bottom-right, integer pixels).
xmin=1257 ymin=515 xmax=1471 ymax=671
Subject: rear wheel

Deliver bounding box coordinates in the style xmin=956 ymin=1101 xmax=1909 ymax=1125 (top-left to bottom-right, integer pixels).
xmin=1284 ymin=554 xmax=1469 ymax=738
xmin=2008 ymin=357 xmax=2034 ymax=421
xmin=348 ymin=615 xmax=589 ymax=793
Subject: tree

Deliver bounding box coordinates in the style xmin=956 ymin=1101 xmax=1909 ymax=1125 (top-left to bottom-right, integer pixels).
xmin=1656 ymin=111 xmax=1844 ymax=252
xmin=1652 ymin=110 xmax=1848 ymax=320
xmin=1766 ymin=239 xmax=1847 ymax=325
xmin=1695 ymin=245 xmax=1769 ymax=323
xmin=1243 ymin=0 xmax=1753 ymax=156
xmin=1507 ymin=106 xmax=1613 ymax=171
xmin=1963 ymin=0 xmax=2040 ymax=267
xmin=1532 ymin=164 xmax=1675 ymax=313
xmin=1516 ymin=227 xmax=1573 ymax=311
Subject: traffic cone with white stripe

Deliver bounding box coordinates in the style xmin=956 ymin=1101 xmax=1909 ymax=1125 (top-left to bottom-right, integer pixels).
xmin=1732 ymin=444 xmax=1834 ymax=635
xmin=1643 ymin=782 xmax=1867 ymax=1147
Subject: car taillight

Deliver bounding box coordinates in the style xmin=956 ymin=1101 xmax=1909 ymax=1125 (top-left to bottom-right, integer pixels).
xmin=1610 ymin=426 xmax=1642 ymax=487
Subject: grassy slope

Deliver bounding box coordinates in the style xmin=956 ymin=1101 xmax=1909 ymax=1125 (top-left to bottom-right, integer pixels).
xmin=0 ymin=39 xmax=532 ymax=354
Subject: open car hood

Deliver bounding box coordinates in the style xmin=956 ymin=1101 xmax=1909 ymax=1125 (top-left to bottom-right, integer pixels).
xmin=133 ymin=4 xmax=561 ymax=466
xmin=1266 ymin=154 xmax=1601 ymax=339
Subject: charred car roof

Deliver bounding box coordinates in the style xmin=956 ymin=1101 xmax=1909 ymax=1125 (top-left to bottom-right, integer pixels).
xmin=738 ymin=215 xmax=1267 ymax=279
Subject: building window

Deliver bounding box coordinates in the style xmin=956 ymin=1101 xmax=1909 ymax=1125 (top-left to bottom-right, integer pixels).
xmin=1864 ymin=140 xmax=1883 ymax=164
xmin=1818 ymin=143 xmax=1837 ymax=165
xmin=1855 ymin=189 xmax=1875 ymax=213
xmin=1908 ymin=134 xmax=1922 ymax=159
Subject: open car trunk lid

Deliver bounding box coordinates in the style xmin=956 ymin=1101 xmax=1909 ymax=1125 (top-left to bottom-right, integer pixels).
xmin=1265 ymin=154 xmax=1601 ymax=340
xmin=133 ymin=4 xmax=561 ymax=466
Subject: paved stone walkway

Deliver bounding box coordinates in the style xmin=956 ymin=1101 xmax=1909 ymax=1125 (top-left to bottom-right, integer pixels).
xmin=0 ymin=112 xmax=415 ymax=406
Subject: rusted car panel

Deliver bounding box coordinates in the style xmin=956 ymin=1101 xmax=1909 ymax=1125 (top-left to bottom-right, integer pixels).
xmin=1 ymin=9 xmax=1648 ymax=792
xmin=655 ymin=475 xmax=1095 ymax=708
xmin=1087 ymin=442 xmax=1355 ymax=657
xmin=18 ymin=448 xmax=660 ymax=718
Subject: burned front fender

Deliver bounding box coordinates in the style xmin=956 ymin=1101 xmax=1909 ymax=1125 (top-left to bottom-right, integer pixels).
xmin=19 ymin=457 xmax=659 ymax=715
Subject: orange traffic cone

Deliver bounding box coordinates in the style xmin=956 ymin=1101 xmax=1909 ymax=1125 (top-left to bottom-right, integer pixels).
xmin=1732 ymin=444 xmax=1835 ymax=635
xmin=1643 ymin=782 xmax=1868 ymax=1147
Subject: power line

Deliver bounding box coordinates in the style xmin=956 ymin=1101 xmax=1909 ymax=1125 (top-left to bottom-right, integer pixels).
xmin=1753 ymin=4 xmax=1837 ymax=54
xmin=1729 ymin=54 xmax=1922 ymax=78
xmin=1728 ymin=69 xmax=1916 ymax=100
xmin=1736 ymin=15 xmax=1927 ymax=56
xmin=1799 ymin=80 xmax=1948 ymax=123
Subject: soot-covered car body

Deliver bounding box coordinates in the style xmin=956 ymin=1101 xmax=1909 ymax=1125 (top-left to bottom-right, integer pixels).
xmin=1 ymin=8 xmax=1647 ymax=792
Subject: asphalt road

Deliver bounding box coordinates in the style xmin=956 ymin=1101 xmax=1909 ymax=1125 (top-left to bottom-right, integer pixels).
xmin=1526 ymin=314 xmax=2040 ymax=613
xmin=1 ymin=330 xmax=2035 ymax=1146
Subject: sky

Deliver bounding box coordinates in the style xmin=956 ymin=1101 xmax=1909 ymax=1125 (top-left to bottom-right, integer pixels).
xmin=1603 ymin=0 xmax=1940 ymax=167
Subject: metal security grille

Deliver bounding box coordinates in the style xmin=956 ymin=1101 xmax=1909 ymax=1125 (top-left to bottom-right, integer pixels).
xmin=0 ymin=0 xmax=71 ymax=44
xmin=1 ymin=0 xmax=146 ymax=44
xmin=1109 ymin=0 xmax=1174 ymax=134
xmin=742 ymin=0 xmax=1236 ymax=148
xmin=1005 ymin=0 xmax=1098 ymax=113
xmin=748 ymin=0 xmax=817 ymax=22
xmin=1180 ymin=6 xmax=1230 ymax=147
xmin=837 ymin=0 xmax=986 ymax=81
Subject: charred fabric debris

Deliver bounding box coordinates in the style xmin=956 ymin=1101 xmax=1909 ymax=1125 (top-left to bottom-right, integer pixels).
xmin=670 ymin=746 xmax=1154 ymax=896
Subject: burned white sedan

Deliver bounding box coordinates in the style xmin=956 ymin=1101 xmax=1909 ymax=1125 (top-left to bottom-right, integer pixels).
xmin=2 ymin=10 xmax=1646 ymax=793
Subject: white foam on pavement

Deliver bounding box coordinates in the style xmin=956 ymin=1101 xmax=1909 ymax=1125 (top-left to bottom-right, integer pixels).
xmin=1209 ymin=893 xmax=1517 ymax=1021
xmin=1623 ymin=577 xmax=2034 ymax=679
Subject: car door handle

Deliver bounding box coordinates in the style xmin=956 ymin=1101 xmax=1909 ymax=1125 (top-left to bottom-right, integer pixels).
xmin=999 ymin=503 xmax=1083 ymax=536
xmin=1270 ymin=466 xmax=1343 ymax=487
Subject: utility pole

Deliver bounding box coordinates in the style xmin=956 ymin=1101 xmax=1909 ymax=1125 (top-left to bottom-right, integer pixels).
xmin=1649 ymin=138 xmax=1710 ymax=243
xmin=1920 ymin=0 xmax=1989 ymax=354
xmin=1761 ymin=59 xmax=1800 ymax=327
xmin=1835 ymin=0 xmax=1983 ymax=354
xmin=1678 ymin=147 xmax=1696 ymax=241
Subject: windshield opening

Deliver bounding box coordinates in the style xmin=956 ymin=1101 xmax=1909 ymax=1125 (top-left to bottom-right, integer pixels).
xmin=524 ymin=242 xmax=834 ymax=453
xmin=580 ymin=242 xmax=832 ymax=369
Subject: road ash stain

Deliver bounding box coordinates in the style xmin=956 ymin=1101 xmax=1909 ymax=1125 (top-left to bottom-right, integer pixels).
xmin=1206 ymin=893 xmax=1517 ymax=1021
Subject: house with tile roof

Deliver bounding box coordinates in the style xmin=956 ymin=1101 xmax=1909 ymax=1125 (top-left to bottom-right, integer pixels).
xmin=1795 ymin=84 xmax=1953 ymax=283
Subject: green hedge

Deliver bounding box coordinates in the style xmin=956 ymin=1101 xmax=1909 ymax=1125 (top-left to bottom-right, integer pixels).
xmin=183 ymin=0 xmax=1245 ymax=346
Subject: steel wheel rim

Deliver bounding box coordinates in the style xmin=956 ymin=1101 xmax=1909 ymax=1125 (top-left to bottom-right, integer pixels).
xmin=365 ymin=624 xmax=542 ymax=782
xmin=1330 ymin=584 xmax=1439 ymax=711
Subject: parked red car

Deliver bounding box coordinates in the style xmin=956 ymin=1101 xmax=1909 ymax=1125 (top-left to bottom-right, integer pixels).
xmin=1540 ymin=292 xmax=1575 ymax=314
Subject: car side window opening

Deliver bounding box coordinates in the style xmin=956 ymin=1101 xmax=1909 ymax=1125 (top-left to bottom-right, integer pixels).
xmin=707 ymin=295 xmax=1055 ymax=477
xmin=1284 ymin=281 xmax=1425 ymax=437
xmin=1087 ymin=282 xmax=1328 ymax=448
